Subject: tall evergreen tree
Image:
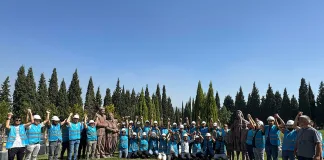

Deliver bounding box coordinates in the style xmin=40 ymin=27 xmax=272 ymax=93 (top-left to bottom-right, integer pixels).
xmin=181 ymin=102 xmax=184 ymax=120
xmin=130 ymin=89 xmax=137 ymax=119
xmin=260 ymin=96 xmax=266 ymax=121
xmin=13 ymin=66 xmax=28 ymax=117
xmin=194 ymin=81 xmax=204 ymax=121
xmin=223 ymin=95 xmax=234 ymax=112
xmin=308 ymin=83 xmax=316 ymax=121
xmin=149 ymin=98 xmax=156 ymax=121
xmin=124 ymin=90 xmax=131 ymax=117
xmin=264 ymin=84 xmax=276 ymax=118
xmin=26 ymin=67 xmax=37 ymax=112
xmin=204 ymin=82 xmax=218 ymax=121
xmin=167 ymin=97 xmax=174 ymax=122
xmin=0 ymin=77 xmax=11 ymax=103
xmin=68 ymin=69 xmax=83 ymax=107
xmin=274 ymin=91 xmax=282 ymax=114
xmin=192 ymin=98 xmax=195 ymax=121
xmin=37 ymin=73 xmax=49 ymax=116
xmin=119 ymin=85 xmax=127 ymax=117
xmin=152 ymin=94 xmax=160 ymax=122
xmin=138 ymin=88 xmax=148 ymax=120
xmin=299 ymin=78 xmax=311 ymax=116
xmin=155 ymin=84 xmax=162 ymax=119
xmin=235 ymin=86 xmax=246 ymax=113
xmin=145 ymin=85 xmax=150 ymax=109
xmin=280 ymin=88 xmax=291 ymax=121
xmin=85 ymin=77 xmax=96 ymax=115
xmin=57 ymin=79 xmax=68 ymax=118
xmin=316 ymin=82 xmax=324 ymax=125
xmin=103 ymin=88 xmax=112 ymax=107
xmin=291 ymin=95 xmax=299 ymax=118
xmin=95 ymin=87 xmax=102 ymax=109
xmin=112 ymin=78 xmax=122 ymax=116
xmin=175 ymin=108 xmax=179 ymax=123
xmin=48 ymin=68 xmax=58 ymax=106
xmin=248 ymin=82 xmax=261 ymax=117
xmin=162 ymin=85 xmax=168 ymax=123
xmin=215 ymin=91 xmax=221 ymax=110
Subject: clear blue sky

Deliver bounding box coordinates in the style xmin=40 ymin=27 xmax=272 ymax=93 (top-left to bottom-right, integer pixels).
xmin=1 ymin=1 xmax=324 ymax=108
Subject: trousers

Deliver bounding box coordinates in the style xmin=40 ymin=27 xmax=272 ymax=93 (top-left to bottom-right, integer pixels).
xmin=25 ymin=144 xmax=41 ymax=160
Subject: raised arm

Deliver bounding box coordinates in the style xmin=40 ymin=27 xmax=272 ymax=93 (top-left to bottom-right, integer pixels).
xmin=179 ymin=118 xmax=183 ymax=126
xmin=209 ymin=118 xmax=213 ymax=129
xmin=167 ymin=118 xmax=170 ymax=130
xmin=66 ymin=113 xmax=73 ymax=126
xmin=160 ymin=117 xmax=163 ymax=128
xmin=60 ymin=119 xmax=67 ymax=126
xmin=6 ymin=112 xmax=13 ymax=129
xmin=293 ymin=112 xmax=302 ymax=130
xmin=197 ymin=116 xmax=201 ymax=128
xmin=43 ymin=111 xmax=50 ymax=124
xmin=84 ymin=115 xmax=88 ymax=129
xmin=247 ymin=114 xmax=256 ymax=129
xmin=126 ymin=116 xmax=129 ymax=128
xmin=141 ymin=116 xmax=144 ymax=128
xmin=24 ymin=109 xmax=33 ymax=128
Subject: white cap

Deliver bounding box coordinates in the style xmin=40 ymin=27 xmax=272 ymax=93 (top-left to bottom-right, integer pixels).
xmin=191 ymin=121 xmax=196 ymax=125
xmin=33 ymin=115 xmax=41 ymax=120
xmin=89 ymin=120 xmax=95 ymax=124
xmin=73 ymin=115 xmax=79 ymax=119
xmin=180 ymin=125 xmax=184 ymax=129
xmin=257 ymin=120 xmax=264 ymax=126
xmin=183 ymin=133 xmax=188 ymax=137
xmin=122 ymin=122 xmax=126 ymax=125
xmin=154 ymin=121 xmax=158 ymax=124
xmin=129 ymin=120 xmax=134 ymax=123
xmin=142 ymin=132 xmax=147 ymax=136
xmin=286 ymin=120 xmax=294 ymax=125
xmin=51 ymin=116 xmax=60 ymax=121
xmin=267 ymin=116 xmax=275 ymax=121
xmin=137 ymin=121 xmax=141 ymax=125
xmin=213 ymin=123 xmax=217 ymax=127
xmin=133 ymin=132 xmax=137 ymax=136
xmin=206 ymin=133 xmax=211 ymax=137
xmin=151 ymin=132 xmax=156 ymax=137
xmin=183 ymin=123 xmax=187 ymax=126
xmin=173 ymin=122 xmax=177 ymax=126
xmin=202 ymin=121 xmax=206 ymax=124
xmin=162 ymin=133 xmax=166 ymax=136
xmin=195 ymin=135 xmax=200 ymax=139
xmin=145 ymin=120 xmax=150 ymax=123
xmin=121 ymin=128 xmax=126 ymax=131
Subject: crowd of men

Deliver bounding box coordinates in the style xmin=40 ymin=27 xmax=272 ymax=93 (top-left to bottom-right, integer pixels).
xmin=4 ymin=107 xmax=324 ymax=160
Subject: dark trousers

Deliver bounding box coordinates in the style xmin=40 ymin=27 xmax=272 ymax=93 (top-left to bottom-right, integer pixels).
xmin=265 ymin=145 xmax=279 ymax=160
xmin=78 ymin=139 xmax=87 ymax=159
xmin=60 ymin=141 xmax=70 ymax=160
xmin=8 ymin=147 xmax=25 ymax=160
xmin=127 ymin=151 xmax=139 ymax=158
xmin=297 ymin=156 xmax=313 ymax=160
xmin=138 ymin=150 xmax=150 ymax=158
xmin=192 ymin=152 xmax=204 ymax=159
xmin=247 ymin=144 xmax=254 ymax=160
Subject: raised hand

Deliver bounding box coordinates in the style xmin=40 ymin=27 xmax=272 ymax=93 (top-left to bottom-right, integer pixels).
xmin=135 ymin=116 xmax=139 ymax=119
xmin=298 ymin=112 xmax=303 ymax=117
xmin=7 ymin=112 xmax=13 ymax=118
xmin=198 ymin=116 xmax=201 ymax=120
xmin=27 ymin=108 xmax=32 ymax=113
xmin=179 ymin=118 xmax=182 ymax=122
xmin=46 ymin=110 xmax=50 ymax=114
xmin=140 ymin=116 xmax=143 ymax=120
xmin=69 ymin=113 xmax=73 ymax=117
xmin=167 ymin=118 xmax=170 ymax=122
xmin=185 ymin=117 xmax=188 ymax=120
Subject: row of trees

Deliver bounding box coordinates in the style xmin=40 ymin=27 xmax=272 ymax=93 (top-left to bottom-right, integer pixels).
xmin=1 ymin=66 xmax=324 ymax=126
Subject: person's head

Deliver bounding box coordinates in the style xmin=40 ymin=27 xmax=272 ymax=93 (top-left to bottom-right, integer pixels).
xmin=201 ymin=121 xmax=206 ymax=127
xmin=13 ymin=116 xmax=22 ymax=126
xmin=195 ymin=135 xmax=200 ymax=142
xmin=145 ymin=120 xmax=150 ymax=126
xmin=217 ymin=135 xmax=223 ymax=141
xmin=136 ymin=121 xmax=141 ymax=127
xmin=73 ymin=114 xmax=79 ymax=123
xmin=191 ymin=121 xmax=196 ymax=127
xmin=213 ymin=123 xmax=218 ymax=129
xmin=151 ymin=132 xmax=157 ymax=138
xmin=172 ymin=123 xmax=177 ymax=128
xmin=183 ymin=123 xmax=187 ymax=128
xmin=183 ymin=134 xmax=188 ymax=141
xmin=132 ymin=132 xmax=137 ymax=138
xmin=206 ymin=133 xmax=211 ymax=140
xmin=129 ymin=120 xmax=134 ymax=126
xmin=162 ymin=133 xmax=166 ymax=140
xmin=153 ymin=121 xmax=158 ymax=127
xmin=286 ymin=120 xmax=294 ymax=131
xmin=170 ymin=134 xmax=175 ymax=141
xmin=236 ymin=110 xmax=243 ymax=119
xmin=51 ymin=116 xmax=60 ymax=125
xmin=256 ymin=120 xmax=264 ymax=129
xmin=299 ymin=115 xmax=311 ymax=128
xmin=33 ymin=115 xmax=41 ymax=125
xmin=99 ymin=107 xmax=105 ymax=115
xmin=248 ymin=123 xmax=253 ymax=129
xmin=142 ymin=132 xmax=147 ymax=139
xmin=89 ymin=120 xmax=95 ymax=127
xmin=121 ymin=128 xmax=127 ymax=136
xmin=121 ymin=122 xmax=126 ymax=128
xmin=224 ymin=124 xmax=228 ymax=130
xmin=267 ymin=116 xmax=275 ymax=126
xmin=108 ymin=112 xmax=114 ymax=120
xmin=179 ymin=125 xmax=184 ymax=131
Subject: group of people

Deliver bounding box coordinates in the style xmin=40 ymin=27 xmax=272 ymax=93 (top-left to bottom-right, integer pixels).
xmin=4 ymin=107 xmax=324 ymax=160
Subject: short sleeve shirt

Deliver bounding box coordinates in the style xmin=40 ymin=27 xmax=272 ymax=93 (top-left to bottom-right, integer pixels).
xmin=296 ymin=127 xmax=321 ymax=158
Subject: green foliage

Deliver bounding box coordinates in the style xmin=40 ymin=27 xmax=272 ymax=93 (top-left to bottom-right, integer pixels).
xmin=235 ymin=86 xmax=246 ymax=113
xmin=291 ymin=95 xmax=299 ymax=118
xmin=152 ymin=94 xmax=160 ymax=122
xmin=95 ymin=87 xmax=102 ymax=110
xmin=274 ymin=91 xmax=282 ymax=114
xmin=259 ymin=96 xmax=266 ymax=121
xmin=48 ymin=68 xmax=58 ymax=106
xmin=103 ymin=88 xmax=112 ymax=107
xmin=0 ymin=77 xmax=11 ymax=104
xmin=223 ymin=95 xmax=234 ymax=112
xmin=299 ymin=78 xmax=310 ymax=116
xmin=317 ymin=82 xmax=324 ymax=125
xmin=161 ymin=85 xmax=168 ymax=123
xmin=215 ymin=92 xmax=221 ymax=110
xmin=57 ymin=79 xmax=69 ymax=118
xmin=68 ymin=69 xmax=83 ymax=107
xmin=47 ymin=103 xmax=59 ymax=117
xmin=194 ymin=81 xmax=204 ymax=121
xmin=37 ymin=73 xmax=49 ymax=117
xmin=264 ymin=84 xmax=276 ymax=120
xmin=130 ymin=89 xmax=137 ymax=119
xmin=280 ymin=88 xmax=291 ymax=121
xmin=0 ymin=101 xmax=10 ymax=123
xmin=105 ymin=104 xmax=121 ymax=120
xmin=248 ymin=82 xmax=261 ymax=117
xmin=167 ymin=97 xmax=174 ymax=123
xmin=112 ymin=78 xmax=122 ymax=116
xmin=69 ymin=104 xmax=84 ymax=117
xmin=219 ymin=106 xmax=232 ymax=126
xmin=155 ymin=84 xmax=162 ymax=119
xmin=26 ymin=67 xmax=37 ymax=113
xmin=204 ymin=82 xmax=218 ymax=121
xmin=138 ymin=89 xmax=148 ymax=120
xmin=85 ymin=77 xmax=95 ymax=112
xmin=308 ymin=83 xmax=316 ymax=121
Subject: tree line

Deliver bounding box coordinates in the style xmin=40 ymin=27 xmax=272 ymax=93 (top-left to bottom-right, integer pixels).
xmin=1 ymin=66 xmax=324 ymax=127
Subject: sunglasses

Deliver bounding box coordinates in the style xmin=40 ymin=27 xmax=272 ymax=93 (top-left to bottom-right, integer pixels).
xmin=15 ymin=119 xmax=21 ymax=122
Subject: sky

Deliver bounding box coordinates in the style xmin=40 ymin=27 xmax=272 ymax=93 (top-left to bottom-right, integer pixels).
xmin=1 ymin=1 xmax=324 ymax=109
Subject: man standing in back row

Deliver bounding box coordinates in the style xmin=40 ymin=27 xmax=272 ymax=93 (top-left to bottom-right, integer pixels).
xmin=95 ymin=107 xmax=108 ymax=158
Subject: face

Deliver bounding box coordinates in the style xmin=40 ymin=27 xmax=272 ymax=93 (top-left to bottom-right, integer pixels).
xmin=183 ymin=136 xmax=188 ymax=141
xmin=206 ymin=136 xmax=211 ymax=140
xmin=109 ymin=113 xmax=114 ymax=120
xmin=122 ymin=131 xmax=126 ymax=136
xmin=268 ymin=120 xmax=274 ymax=126
xmin=180 ymin=128 xmax=183 ymax=131
xmin=173 ymin=125 xmax=176 ymax=128
xmin=90 ymin=123 xmax=95 ymax=127
xmin=53 ymin=120 xmax=59 ymax=125
xmin=133 ymin=135 xmax=136 ymax=138
xmin=224 ymin=125 xmax=228 ymax=130
xmin=298 ymin=117 xmax=309 ymax=128
xmin=192 ymin=123 xmax=195 ymax=127
xmin=162 ymin=135 xmax=166 ymax=139
xmin=195 ymin=138 xmax=200 ymax=142
xmin=143 ymin=135 xmax=147 ymax=139
xmin=145 ymin=122 xmax=150 ymax=126
xmin=73 ymin=118 xmax=79 ymax=123
xmin=236 ymin=111 xmax=241 ymax=118
xmin=34 ymin=119 xmax=41 ymax=125
xmin=100 ymin=109 xmax=105 ymax=114
xmin=248 ymin=123 xmax=253 ymax=129
xmin=129 ymin=122 xmax=133 ymax=126
xmin=202 ymin=123 xmax=206 ymax=127
xmin=14 ymin=118 xmax=21 ymax=125
xmin=154 ymin=123 xmax=158 ymax=127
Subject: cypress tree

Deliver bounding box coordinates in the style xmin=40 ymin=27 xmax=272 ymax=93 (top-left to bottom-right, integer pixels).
xmin=68 ymin=69 xmax=83 ymax=107
xmin=260 ymin=96 xmax=266 ymax=121
xmin=149 ymin=98 xmax=156 ymax=121
xmin=194 ymin=81 xmax=204 ymax=121
xmin=57 ymin=79 xmax=68 ymax=118
xmin=299 ymin=78 xmax=311 ymax=116
xmin=130 ymin=89 xmax=137 ymax=119
xmin=280 ymin=88 xmax=291 ymax=121
xmin=234 ymin=86 xmax=246 ymax=113
xmin=0 ymin=76 xmax=11 ymax=103
xmin=124 ymin=90 xmax=131 ymax=117
xmin=145 ymin=85 xmax=150 ymax=109
xmin=152 ymin=94 xmax=160 ymax=122
xmin=155 ymin=84 xmax=162 ymax=118
xmin=291 ymin=95 xmax=299 ymax=118
xmin=223 ymin=95 xmax=234 ymax=112
xmin=248 ymin=82 xmax=261 ymax=117
xmin=175 ymin=108 xmax=179 ymax=123
xmin=246 ymin=93 xmax=251 ymax=112
xmin=219 ymin=106 xmax=232 ymax=125
xmin=264 ymin=84 xmax=276 ymax=117
xmin=167 ymin=97 xmax=174 ymax=122
xmin=48 ymin=68 xmax=58 ymax=106
xmin=138 ymin=88 xmax=148 ymax=120
xmin=13 ymin=66 xmax=28 ymax=117
xmin=204 ymin=82 xmax=218 ymax=121
xmin=112 ymin=78 xmax=122 ymax=116
xmin=37 ymin=73 xmax=49 ymax=117
xmin=316 ymin=82 xmax=324 ymax=126
xmin=192 ymin=98 xmax=195 ymax=121
xmin=95 ymin=87 xmax=102 ymax=110
xmin=26 ymin=67 xmax=37 ymax=112
xmin=120 ymin=85 xmax=127 ymax=117
xmin=85 ymin=77 xmax=95 ymax=109
xmin=103 ymin=88 xmax=112 ymax=107
xmin=308 ymin=83 xmax=316 ymax=121
xmin=215 ymin=91 xmax=221 ymax=110
xmin=162 ymin=85 xmax=168 ymax=123
xmin=274 ymin=91 xmax=282 ymax=114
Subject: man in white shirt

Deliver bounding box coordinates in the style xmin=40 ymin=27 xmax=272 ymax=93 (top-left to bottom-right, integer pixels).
xmin=181 ymin=133 xmax=191 ymax=159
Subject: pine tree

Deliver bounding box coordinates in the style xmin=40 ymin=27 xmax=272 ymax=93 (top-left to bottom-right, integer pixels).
xmin=149 ymin=98 xmax=156 ymax=121
xmin=223 ymin=95 xmax=234 ymax=112
xmin=120 ymin=86 xmax=127 ymax=117
xmin=204 ymin=82 xmax=218 ymax=121
xmin=274 ymin=91 xmax=282 ymax=114
xmin=167 ymin=97 xmax=174 ymax=122
xmin=68 ymin=69 xmax=83 ymax=107
xmin=162 ymin=85 xmax=168 ymax=123
xmin=85 ymin=77 xmax=95 ymax=110
xmin=280 ymin=88 xmax=291 ymax=121
xmin=13 ymin=66 xmax=28 ymax=117
xmin=155 ymin=84 xmax=162 ymax=119
xmin=103 ymin=88 xmax=112 ymax=107
xmin=219 ymin=106 xmax=232 ymax=125
xmin=0 ymin=76 xmax=11 ymax=103
xmin=48 ymin=68 xmax=58 ymax=106
xmin=130 ymin=89 xmax=137 ymax=119
xmin=299 ymin=78 xmax=311 ymax=116
xmin=235 ymin=86 xmax=246 ymax=113
xmin=112 ymin=78 xmax=122 ymax=116
xmin=175 ymin=108 xmax=179 ymax=123
xmin=194 ymin=81 xmax=204 ymax=121
xmin=308 ymin=83 xmax=316 ymax=121
xmin=57 ymin=79 xmax=68 ymax=118
xmin=145 ymin=85 xmax=150 ymax=109
xmin=264 ymin=84 xmax=276 ymax=117
xmin=152 ymin=94 xmax=160 ymax=122
xmin=316 ymin=82 xmax=324 ymax=126
xmin=138 ymin=88 xmax=148 ymax=120
xmin=192 ymin=98 xmax=195 ymax=121
xmin=215 ymin=92 xmax=221 ymax=110
xmin=26 ymin=67 xmax=37 ymax=112
xmin=94 ymin=87 xmax=102 ymax=114
xmin=37 ymin=73 xmax=49 ymax=117
xmin=124 ymin=90 xmax=131 ymax=117
xmin=248 ymin=82 xmax=261 ymax=117
xmin=260 ymin=96 xmax=266 ymax=121
xmin=291 ymin=95 xmax=299 ymax=118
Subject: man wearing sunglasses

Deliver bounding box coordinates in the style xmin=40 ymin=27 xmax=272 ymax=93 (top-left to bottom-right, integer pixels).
xmin=6 ymin=109 xmax=33 ymax=160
